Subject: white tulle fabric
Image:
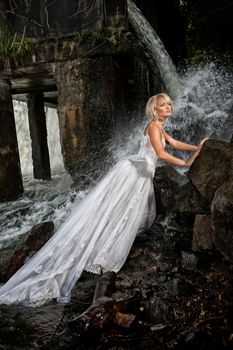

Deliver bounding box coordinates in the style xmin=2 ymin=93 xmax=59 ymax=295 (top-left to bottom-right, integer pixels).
xmin=0 ymin=134 xmax=160 ymax=307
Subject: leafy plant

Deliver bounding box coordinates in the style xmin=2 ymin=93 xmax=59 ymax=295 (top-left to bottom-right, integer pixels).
xmin=0 ymin=19 xmax=35 ymax=62
xmin=107 ymin=34 xmax=118 ymax=46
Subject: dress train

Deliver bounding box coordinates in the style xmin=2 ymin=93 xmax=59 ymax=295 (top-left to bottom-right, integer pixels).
xmin=0 ymin=134 xmax=158 ymax=306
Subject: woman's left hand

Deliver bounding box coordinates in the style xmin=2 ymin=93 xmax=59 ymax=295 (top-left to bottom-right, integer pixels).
xmin=197 ymin=138 xmax=209 ymax=151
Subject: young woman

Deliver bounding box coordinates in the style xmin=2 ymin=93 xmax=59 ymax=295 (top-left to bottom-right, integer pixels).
xmin=144 ymin=93 xmax=205 ymax=166
xmin=0 ymin=93 xmax=206 ymax=307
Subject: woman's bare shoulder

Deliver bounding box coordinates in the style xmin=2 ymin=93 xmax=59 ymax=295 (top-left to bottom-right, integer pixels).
xmin=144 ymin=119 xmax=159 ymax=135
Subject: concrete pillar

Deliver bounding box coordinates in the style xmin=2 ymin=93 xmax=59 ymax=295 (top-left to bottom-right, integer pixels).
xmin=54 ymin=55 xmax=150 ymax=181
xmin=54 ymin=57 xmax=116 ymax=179
xmin=0 ymin=79 xmax=23 ymax=201
xmin=27 ymin=93 xmax=51 ymax=180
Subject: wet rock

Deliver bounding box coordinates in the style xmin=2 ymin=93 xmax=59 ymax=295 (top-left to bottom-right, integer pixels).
xmin=181 ymin=251 xmax=198 ymax=271
xmin=0 ymin=222 xmax=54 ymax=282
xmin=189 ymin=140 xmax=233 ymax=207
xmin=164 ymin=275 xmax=197 ymax=299
xmin=153 ymin=166 xmax=202 ymax=232
xmin=211 ymin=180 xmax=233 ymax=263
xmin=192 ymin=214 xmax=214 ymax=251
xmin=153 ymin=166 xmax=189 ymax=215
xmin=164 ymin=278 xmax=179 ymax=297
xmin=115 ymin=277 xmax=132 ymax=292
xmin=0 ymin=303 xmax=64 ymax=349
xmin=143 ymin=295 xmax=168 ymax=323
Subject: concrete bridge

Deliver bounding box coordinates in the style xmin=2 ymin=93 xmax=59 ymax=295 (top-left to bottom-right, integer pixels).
xmin=0 ymin=0 xmax=132 ymax=201
xmin=0 ymin=0 xmax=183 ymax=201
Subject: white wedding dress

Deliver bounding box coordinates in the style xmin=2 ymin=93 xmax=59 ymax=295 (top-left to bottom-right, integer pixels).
xmin=0 ymin=133 xmax=160 ymax=307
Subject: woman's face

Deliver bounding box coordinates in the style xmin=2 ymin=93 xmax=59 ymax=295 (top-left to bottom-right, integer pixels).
xmin=155 ymin=97 xmax=172 ymax=119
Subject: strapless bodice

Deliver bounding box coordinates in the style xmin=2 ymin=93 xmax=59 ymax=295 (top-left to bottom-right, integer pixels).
xmin=137 ymin=133 xmax=165 ymax=166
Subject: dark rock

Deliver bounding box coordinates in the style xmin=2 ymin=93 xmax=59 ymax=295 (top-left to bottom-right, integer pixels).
xmin=143 ymin=295 xmax=168 ymax=323
xmin=189 ymin=140 xmax=233 ymax=207
xmin=181 ymin=251 xmax=198 ymax=271
xmin=192 ymin=215 xmax=214 ymax=251
xmin=153 ymin=166 xmax=202 ymax=221
xmin=153 ymin=166 xmax=189 ymax=215
xmin=164 ymin=278 xmax=179 ymax=297
xmin=164 ymin=276 xmax=196 ymax=298
xmin=0 ymin=222 xmax=54 ymax=282
xmin=211 ymin=180 xmax=233 ymax=263
xmin=0 ymin=303 xmax=64 ymax=349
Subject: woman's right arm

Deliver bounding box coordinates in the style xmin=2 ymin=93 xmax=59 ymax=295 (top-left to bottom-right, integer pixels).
xmin=148 ymin=124 xmax=199 ymax=167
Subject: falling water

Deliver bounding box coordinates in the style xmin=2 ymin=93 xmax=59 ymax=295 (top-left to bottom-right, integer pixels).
xmin=127 ymin=0 xmax=183 ymax=100
xmin=13 ymin=101 xmax=33 ymax=177
xmin=45 ymin=106 xmax=66 ymax=175
xmin=13 ymin=101 xmax=66 ymax=177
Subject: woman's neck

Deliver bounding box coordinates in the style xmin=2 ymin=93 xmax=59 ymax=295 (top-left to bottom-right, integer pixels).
xmin=154 ymin=118 xmax=165 ymax=126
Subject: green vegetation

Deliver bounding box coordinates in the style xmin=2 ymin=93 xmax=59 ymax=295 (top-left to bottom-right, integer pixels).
xmin=90 ymin=29 xmax=119 ymax=47
xmin=74 ymin=30 xmax=85 ymax=42
xmin=91 ymin=29 xmax=104 ymax=41
xmin=0 ymin=19 xmax=35 ymax=63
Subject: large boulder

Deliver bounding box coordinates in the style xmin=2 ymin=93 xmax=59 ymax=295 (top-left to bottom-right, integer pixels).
xmin=189 ymin=140 xmax=233 ymax=208
xmin=211 ymin=181 xmax=233 ymax=263
xmin=153 ymin=166 xmax=201 ymax=216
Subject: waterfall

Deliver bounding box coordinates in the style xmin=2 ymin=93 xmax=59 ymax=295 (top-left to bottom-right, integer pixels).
xmin=45 ymin=106 xmax=66 ymax=175
xmin=127 ymin=0 xmax=183 ymax=100
xmin=13 ymin=100 xmax=65 ymax=177
xmin=13 ymin=101 xmax=33 ymax=177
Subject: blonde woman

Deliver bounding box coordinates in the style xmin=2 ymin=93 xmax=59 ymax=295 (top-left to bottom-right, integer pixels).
xmin=0 ymin=93 xmax=206 ymax=307
xmin=145 ymin=93 xmax=205 ymax=166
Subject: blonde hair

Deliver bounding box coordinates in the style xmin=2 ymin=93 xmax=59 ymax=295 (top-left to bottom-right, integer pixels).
xmin=145 ymin=93 xmax=173 ymax=120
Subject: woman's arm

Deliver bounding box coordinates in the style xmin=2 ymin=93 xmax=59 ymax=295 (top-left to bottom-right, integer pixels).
xmin=148 ymin=124 xmax=199 ymax=167
xmin=163 ymin=129 xmax=198 ymax=151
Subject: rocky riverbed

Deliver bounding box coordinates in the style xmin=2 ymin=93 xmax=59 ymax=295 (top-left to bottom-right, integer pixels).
xmin=0 ymin=139 xmax=233 ymax=350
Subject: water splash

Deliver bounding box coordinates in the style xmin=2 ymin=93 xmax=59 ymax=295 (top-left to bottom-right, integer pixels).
xmin=166 ymin=63 xmax=233 ymax=145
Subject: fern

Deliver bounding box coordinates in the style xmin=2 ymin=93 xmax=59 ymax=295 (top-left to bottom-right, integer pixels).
xmin=0 ymin=19 xmax=35 ymax=62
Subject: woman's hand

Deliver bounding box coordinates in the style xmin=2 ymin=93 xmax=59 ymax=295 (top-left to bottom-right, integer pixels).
xmin=185 ymin=149 xmax=200 ymax=167
xmin=184 ymin=138 xmax=208 ymax=166
xmin=197 ymin=138 xmax=209 ymax=151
